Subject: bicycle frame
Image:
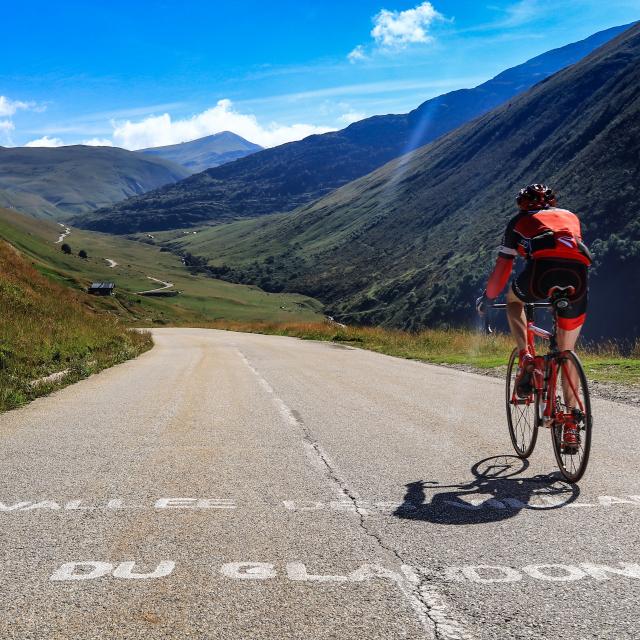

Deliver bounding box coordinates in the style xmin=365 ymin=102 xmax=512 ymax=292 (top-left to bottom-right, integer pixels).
xmin=491 ymin=302 xmax=586 ymax=421
xmin=526 ymin=303 xmax=554 ymax=421
xmin=488 ymin=293 xmax=592 ymax=481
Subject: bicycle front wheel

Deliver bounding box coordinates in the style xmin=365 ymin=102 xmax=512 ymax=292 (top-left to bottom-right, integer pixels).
xmin=506 ymin=347 xmax=539 ymax=458
xmin=551 ymin=350 xmax=592 ymax=483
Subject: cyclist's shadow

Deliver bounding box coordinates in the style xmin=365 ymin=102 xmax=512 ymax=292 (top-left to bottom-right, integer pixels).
xmin=394 ymin=455 xmax=580 ymax=525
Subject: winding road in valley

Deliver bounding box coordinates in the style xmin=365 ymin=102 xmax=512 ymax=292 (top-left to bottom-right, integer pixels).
xmin=1 ymin=328 xmax=639 ymax=639
xmin=55 ymin=224 xmax=71 ymax=244
xmin=137 ymin=276 xmax=174 ymax=294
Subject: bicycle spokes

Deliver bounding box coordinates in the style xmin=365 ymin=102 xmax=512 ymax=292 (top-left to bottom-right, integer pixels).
xmin=506 ymin=348 xmax=538 ymax=458
xmin=551 ymin=351 xmax=592 ymax=483
xmin=560 ymin=358 xmax=586 ymax=414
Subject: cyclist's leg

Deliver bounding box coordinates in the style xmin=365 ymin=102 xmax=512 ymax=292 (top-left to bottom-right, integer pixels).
xmin=557 ymin=325 xmax=583 ymax=408
xmin=506 ymin=285 xmax=528 ymax=353
xmin=553 ymin=264 xmax=588 ymax=410
xmin=507 ymin=279 xmax=535 ymax=397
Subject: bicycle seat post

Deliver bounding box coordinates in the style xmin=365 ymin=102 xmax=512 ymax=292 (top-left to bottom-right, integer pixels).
xmin=547 ymin=286 xmax=575 ymax=354
xmin=525 ymin=303 xmax=535 ymax=323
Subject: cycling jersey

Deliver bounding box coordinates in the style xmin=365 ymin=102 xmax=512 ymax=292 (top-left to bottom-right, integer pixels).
xmin=486 ymin=207 xmax=590 ymax=330
xmin=498 ymin=208 xmax=591 ymax=265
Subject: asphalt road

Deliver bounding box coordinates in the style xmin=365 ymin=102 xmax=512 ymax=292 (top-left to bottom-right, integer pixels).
xmin=1 ymin=328 xmax=639 ymax=639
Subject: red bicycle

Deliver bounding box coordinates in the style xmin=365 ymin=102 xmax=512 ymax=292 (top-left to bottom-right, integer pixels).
xmin=492 ymin=286 xmax=592 ymax=483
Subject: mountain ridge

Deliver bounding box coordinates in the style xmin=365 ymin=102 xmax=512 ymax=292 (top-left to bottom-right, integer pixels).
xmin=74 ymin=22 xmax=633 ymax=233
xmin=0 ymin=145 xmax=190 ymax=219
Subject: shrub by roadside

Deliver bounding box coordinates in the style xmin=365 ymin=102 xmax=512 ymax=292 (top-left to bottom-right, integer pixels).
xmin=0 ymin=241 xmax=152 ymax=412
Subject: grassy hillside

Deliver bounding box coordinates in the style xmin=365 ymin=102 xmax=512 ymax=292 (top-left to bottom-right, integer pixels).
xmin=140 ymin=131 xmax=262 ymax=172
xmin=0 ymin=207 xmax=323 ymax=325
xmin=0 ymin=187 xmax=62 ymax=218
xmin=0 ymin=145 xmax=191 ymax=219
xmin=163 ymin=23 xmax=640 ymax=341
xmin=73 ymin=23 xmax=631 ymax=233
xmin=0 ymin=239 xmax=152 ymax=412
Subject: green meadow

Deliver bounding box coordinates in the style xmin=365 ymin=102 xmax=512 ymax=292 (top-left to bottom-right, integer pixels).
xmin=0 ymin=207 xmax=323 ymax=326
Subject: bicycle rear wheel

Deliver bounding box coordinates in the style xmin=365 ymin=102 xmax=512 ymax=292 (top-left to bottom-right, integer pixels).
xmin=551 ymin=350 xmax=592 ymax=483
xmin=506 ymin=347 xmax=539 ymax=458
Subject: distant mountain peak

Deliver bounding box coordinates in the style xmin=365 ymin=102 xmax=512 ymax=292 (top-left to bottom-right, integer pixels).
xmin=138 ymin=132 xmax=262 ymax=172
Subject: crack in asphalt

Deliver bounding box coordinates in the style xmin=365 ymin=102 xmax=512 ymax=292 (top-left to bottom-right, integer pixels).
xmin=303 ymin=436 xmax=469 ymax=640
xmin=238 ymin=349 xmax=471 ymax=640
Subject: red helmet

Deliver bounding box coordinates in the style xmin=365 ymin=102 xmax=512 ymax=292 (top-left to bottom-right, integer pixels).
xmin=516 ymin=183 xmax=557 ymax=211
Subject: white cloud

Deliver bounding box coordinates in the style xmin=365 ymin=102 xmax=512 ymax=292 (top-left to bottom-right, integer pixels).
xmin=501 ymin=0 xmax=539 ymax=28
xmin=0 ymin=96 xmax=35 ymax=117
xmin=24 ymin=135 xmax=65 ymax=147
xmin=1 ymin=95 xmax=44 ymax=145
xmin=459 ymin=0 xmax=540 ymax=33
xmin=0 ymin=120 xmax=15 ymax=145
xmin=82 ymin=137 xmax=114 ymax=146
xmin=371 ymin=2 xmax=443 ymax=48
xmin=247 ymin=76 xmax=483 ymax=104
xmin=348 ymin=45 xmax=367 ymax=63
xmin=339 ymin=111 xmax=367 ymax=125
xmin=111 ymin=99 xmax=334 ymax=150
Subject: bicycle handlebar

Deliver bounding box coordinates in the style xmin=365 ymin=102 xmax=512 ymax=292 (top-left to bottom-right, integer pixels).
xmin=491 ymin=302 xmax=553 ymax=309
xmin=483 ymin=300 xmax=554 ymax=335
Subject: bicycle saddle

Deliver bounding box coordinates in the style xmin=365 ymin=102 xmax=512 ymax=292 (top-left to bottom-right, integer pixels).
xmin=547 ymin=285 xmax=576 ymax=297
xmin=547 ymin=285 xmax=575 ymax=309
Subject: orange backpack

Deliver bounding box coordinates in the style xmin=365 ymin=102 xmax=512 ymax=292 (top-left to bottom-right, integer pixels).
xmin=527 ymin=209 xmax=592 ymax=266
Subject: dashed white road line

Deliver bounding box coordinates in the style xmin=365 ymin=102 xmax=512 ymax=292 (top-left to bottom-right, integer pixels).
xmin=236 ymin=348 xmax=471 ymax=640
xmin=236 ymin=350 xmax=345 ymax=494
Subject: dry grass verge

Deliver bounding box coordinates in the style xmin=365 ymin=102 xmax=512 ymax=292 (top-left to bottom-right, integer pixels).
xmin=204 ymin=320 xmax=640 ymax=387
xmin=0 ymin=241 xmax=152 ymax=412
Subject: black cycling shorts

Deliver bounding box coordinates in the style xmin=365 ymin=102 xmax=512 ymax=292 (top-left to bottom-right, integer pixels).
xmin=512 ymin=259 xmax=588 ymax=329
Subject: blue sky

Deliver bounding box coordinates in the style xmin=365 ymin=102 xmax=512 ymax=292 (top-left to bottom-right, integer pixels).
xmin=1 ymin=0 xmax=638 ymax=149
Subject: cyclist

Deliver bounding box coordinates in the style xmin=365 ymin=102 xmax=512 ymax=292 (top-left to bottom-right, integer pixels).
xmin=476 ymin=184 xmax=591 ymax=451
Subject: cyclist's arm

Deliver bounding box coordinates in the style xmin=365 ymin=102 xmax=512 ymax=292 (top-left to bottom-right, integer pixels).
xmin=485 ymin=217 xmax=519 ymax=299
xmin=486 ymin=253 xmax=515 ymax=299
